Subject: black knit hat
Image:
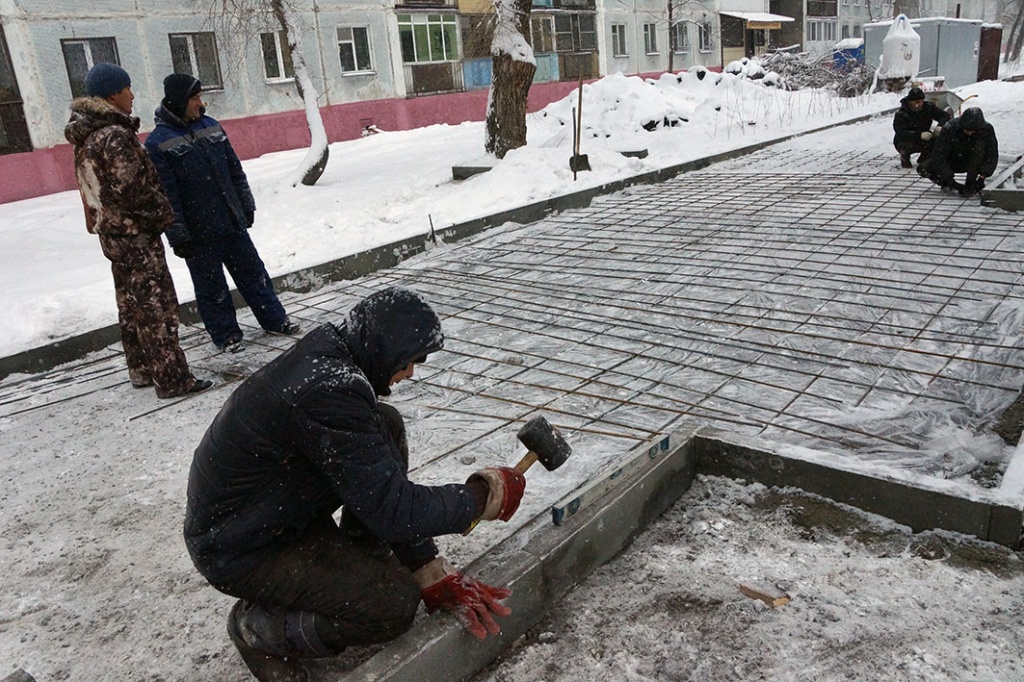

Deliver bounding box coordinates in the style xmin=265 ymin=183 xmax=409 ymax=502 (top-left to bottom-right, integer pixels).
xmin=85 ymin=63 xmax=131 ymax=99
xmin=906 ymin=87 xmax=925 ymax=101
xmin=162 ymin=73 xmax=202 ymax=120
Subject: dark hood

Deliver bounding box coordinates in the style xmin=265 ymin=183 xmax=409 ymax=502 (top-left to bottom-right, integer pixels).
xmin=340 ymin=287 xmax=444 ymax=396
xmin=64 ymin=97 xmax=140 ymax=146
xmin=957 ymin=107 xmax=986 ymax=132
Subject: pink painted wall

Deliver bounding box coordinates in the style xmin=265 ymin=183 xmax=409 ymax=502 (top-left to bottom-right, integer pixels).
xmin=1 ymin=79 xmax=588 ymax=204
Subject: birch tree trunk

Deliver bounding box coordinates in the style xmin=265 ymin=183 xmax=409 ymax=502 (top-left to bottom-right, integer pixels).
xmin=484 ymin=0 xmax=536 ymax=159
xmin=272 ymin=0 xmax=329 ymax=186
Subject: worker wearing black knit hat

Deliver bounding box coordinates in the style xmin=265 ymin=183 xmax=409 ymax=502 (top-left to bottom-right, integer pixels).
xmin=145 ymin=74 xmax=301 ymax=354
xmin=892 ymin=86 xmax=950 ymax=173
xmin=161 ymin=73 xmax=203 ymax=121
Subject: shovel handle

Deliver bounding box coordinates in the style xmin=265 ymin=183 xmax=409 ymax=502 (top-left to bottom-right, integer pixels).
xmin=514 ymin=450 xmax=539 ymax=474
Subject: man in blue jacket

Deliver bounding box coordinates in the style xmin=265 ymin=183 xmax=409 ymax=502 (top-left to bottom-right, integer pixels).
xmin=184 ymin=287 xmax=527 ymax=682
xmin=146 ymin=74 xmax=299 ymax=353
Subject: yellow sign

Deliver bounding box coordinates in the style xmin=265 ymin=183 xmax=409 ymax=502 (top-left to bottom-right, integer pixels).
xmin=748 ymin=21 xmax=782 ymax=29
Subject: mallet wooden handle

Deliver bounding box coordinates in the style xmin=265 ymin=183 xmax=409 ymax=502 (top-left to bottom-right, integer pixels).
xmin=514 ymin=450 xmax=539 ymax=474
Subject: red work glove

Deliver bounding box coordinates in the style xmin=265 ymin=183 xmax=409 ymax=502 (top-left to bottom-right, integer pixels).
xmin=466 ymin=467 xmax=526 ymax=522
xmin=414 ymin=557 xmax=512 ymax=639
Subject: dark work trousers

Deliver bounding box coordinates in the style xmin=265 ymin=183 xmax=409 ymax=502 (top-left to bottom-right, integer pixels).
xmin=98 ymin=232 xmax=195 ymax=396
xmin=213 ymin=404 xmax=421 ymax=655
xmin=895 ymin=138 xmax=934 ymax=163
xmin=931 ymin=142 xmax=988 ymax=187
xmin=185 ymin=230 xmax=288 ymax=347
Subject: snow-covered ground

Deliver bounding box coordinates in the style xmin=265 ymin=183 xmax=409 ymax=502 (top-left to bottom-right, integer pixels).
xmin=1 ymin=68 xmax=908 ymax=360
xmin=3 ymin=65 xmax=1024 ymax=682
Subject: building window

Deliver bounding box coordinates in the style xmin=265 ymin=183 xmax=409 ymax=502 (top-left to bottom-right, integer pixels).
xmin=0 ymin=26 xmax=31 ymax=154
xmin=672 ymin=22 xmax=690 ymax=53
xmin=643 ymin=23 xmax=658 ymax=54
xmin=169 ymin=32 xmax=222 ymax=89
xmin=554 ymin=13 xmax=596 ymax=53
xmin=698 ymin=21 xmax=712 ymax=52
xmin=261 ymin=30 xmax=294 ymax=81
xmin=398 ymin=14 xmax=459 ymax=63
xmin=338 ymin=26 xmax=372 ymax=73
xmin=854 ymin=24 xmax=862 ymax=37
xmin=807 ymin=19 xmax=837 ymax=42
xmin=841 ymin=24 xmax=849 ymax=39
xmin=611 ymin=24 xmax=627 ymax=56
xmin=531 ymin=16 xmax=555 ymax=53
xmin=61 ymin=37 xmax=119 ymax=98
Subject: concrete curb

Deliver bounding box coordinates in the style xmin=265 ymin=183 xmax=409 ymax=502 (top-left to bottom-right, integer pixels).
xmin=0 ymin=108 xmax=891 ymax=381
xmin=335 ymin=422 xmax=1022 ymax=681
xmin=343 ymin=425 xmax=701 ymax=681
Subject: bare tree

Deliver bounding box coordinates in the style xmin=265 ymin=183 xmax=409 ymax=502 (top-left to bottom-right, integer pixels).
xmin=1005 ymin=0 xmax=1024 ymax=63
xmin=197 ymin=0 xmax=328 ymax=186
xmin=484 ymin=0 xmax=536 ymax=159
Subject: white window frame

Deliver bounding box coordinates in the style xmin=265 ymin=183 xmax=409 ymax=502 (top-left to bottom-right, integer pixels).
xmin=672 ymin=22 xmax=690 ymax=54
xmin=168 ymin=32 xmax=223 ymax=89
xmin=611 ymin=23 xmax=627 ymax=57
xmin=698 ymin=21 xmax=713 ymax=53
xmin=337 ymin=26 xmax=373 ymax=74
xmin=643 ymin=23 xmax=658 ymax=54
xmin=261 ymin=30 xmax=294 ymax=82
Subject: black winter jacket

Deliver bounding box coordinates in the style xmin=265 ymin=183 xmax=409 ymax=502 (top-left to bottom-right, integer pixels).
xmin=929 ymin=116 xmax=999 ymax=182
xmin=892 ymin=97 xmax=950 ymax=148
xmin=144 ymin=106 xmax=255 ymax=248
xmin=183 ymin=288 xmax=466 ymax=584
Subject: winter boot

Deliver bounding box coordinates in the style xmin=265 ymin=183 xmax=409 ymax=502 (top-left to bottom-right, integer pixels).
xmin=900 ymin=153 xmax=912 ymax=168
xmin=227 ymin=601 xmax=333 ymax=682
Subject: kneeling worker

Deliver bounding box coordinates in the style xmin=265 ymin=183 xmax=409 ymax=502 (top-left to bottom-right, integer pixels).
xmin=928 ymin=107 xmax=999 ymax=197
xmin=184 ymin=286 xmax=527 ymax=681
xmin=892 ymin=87 xmax=950 ymax=172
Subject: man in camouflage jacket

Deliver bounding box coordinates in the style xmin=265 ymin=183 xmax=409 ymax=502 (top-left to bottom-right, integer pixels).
xmin=64 ymin=62 xmax=210 ymax=398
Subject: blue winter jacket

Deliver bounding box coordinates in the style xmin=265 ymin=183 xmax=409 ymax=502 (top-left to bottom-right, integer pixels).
xmin=183 ymin=287 xmax=468 ymax=584
xmin=144 ymin=106 xmax=255 ymax=248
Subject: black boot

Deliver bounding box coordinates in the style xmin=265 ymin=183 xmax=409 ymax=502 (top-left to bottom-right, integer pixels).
xmin=228 ymin=601 xmax=321 ymax=682
xmin=900 ymin=153 xmax=912 ymax=168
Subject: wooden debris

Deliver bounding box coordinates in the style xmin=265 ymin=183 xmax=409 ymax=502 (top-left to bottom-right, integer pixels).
xmin=739 ymin=581 xmax=791 ymax=607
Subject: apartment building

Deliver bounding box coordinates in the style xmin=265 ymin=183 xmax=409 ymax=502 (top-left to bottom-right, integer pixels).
xmin=0 ymin=0 xmax=799 ymax=202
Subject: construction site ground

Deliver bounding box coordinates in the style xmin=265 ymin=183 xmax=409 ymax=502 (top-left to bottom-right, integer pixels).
xmin=3 ymin=121 xmax=1024 ymax=681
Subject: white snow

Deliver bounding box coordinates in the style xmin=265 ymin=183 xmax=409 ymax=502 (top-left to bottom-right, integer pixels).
xmin=3 ymin=64 xmax=1024 ymax=681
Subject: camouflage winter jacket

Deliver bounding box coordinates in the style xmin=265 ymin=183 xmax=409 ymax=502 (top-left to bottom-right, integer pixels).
xmin=64 ymin=97 xmax=173 ymax=237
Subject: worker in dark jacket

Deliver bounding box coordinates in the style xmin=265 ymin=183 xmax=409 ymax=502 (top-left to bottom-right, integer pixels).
xmin=145 ymin=74 xmax=299 ymax=354
xmin=892 ymin=87 xmax=950 ymax=172
xmin=928 ymin=107 xmax=999 ymax=197
xmin=184 ymin=287 xmax=527 ymax=682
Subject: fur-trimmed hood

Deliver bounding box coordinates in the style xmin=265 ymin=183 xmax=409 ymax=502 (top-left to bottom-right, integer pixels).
xmin=65 ymin=97 xmax=140 ymax=147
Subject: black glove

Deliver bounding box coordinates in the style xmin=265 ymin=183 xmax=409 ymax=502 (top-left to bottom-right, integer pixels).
xmin=172 ymin=242 xmax=194 ymax=259
xmin=244 ymin=208 xmax=255 ymax=227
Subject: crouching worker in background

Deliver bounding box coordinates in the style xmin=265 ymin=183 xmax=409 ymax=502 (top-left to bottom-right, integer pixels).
xmin=928 ymin=107 xmax=999 ymax=197
xmin=892 ymin=87 xmax=950 ymax=174
xmin=183 ymin=286 xmax=527 ymax=682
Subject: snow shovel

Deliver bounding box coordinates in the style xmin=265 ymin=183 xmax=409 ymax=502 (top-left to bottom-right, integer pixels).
xmin=570 ymin=76 xmax=590 ymax=178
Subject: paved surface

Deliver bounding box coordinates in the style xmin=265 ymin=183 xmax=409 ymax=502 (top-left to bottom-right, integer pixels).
xmin=4 ymin=143 xmax=1024 ymax=487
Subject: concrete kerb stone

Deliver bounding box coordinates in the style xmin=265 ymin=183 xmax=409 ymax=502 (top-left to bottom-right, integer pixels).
xmin=340 ymin=415 xmax=1024 ymax=681
xmin=693 ymin=426 xmax=1024 ymax=549
xmin=0 ymin=108 xmax=892 ymax=381
xmin=343 ymin=424 xmax=702 ymax=682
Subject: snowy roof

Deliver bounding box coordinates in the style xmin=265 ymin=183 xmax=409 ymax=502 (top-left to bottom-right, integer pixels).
xmin=720 ymin=11 xmax=795 ymax=23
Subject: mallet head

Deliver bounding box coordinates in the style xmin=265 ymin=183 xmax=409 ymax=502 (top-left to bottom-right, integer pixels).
xmin=515 ymin=415 xmax=572 ymax=473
